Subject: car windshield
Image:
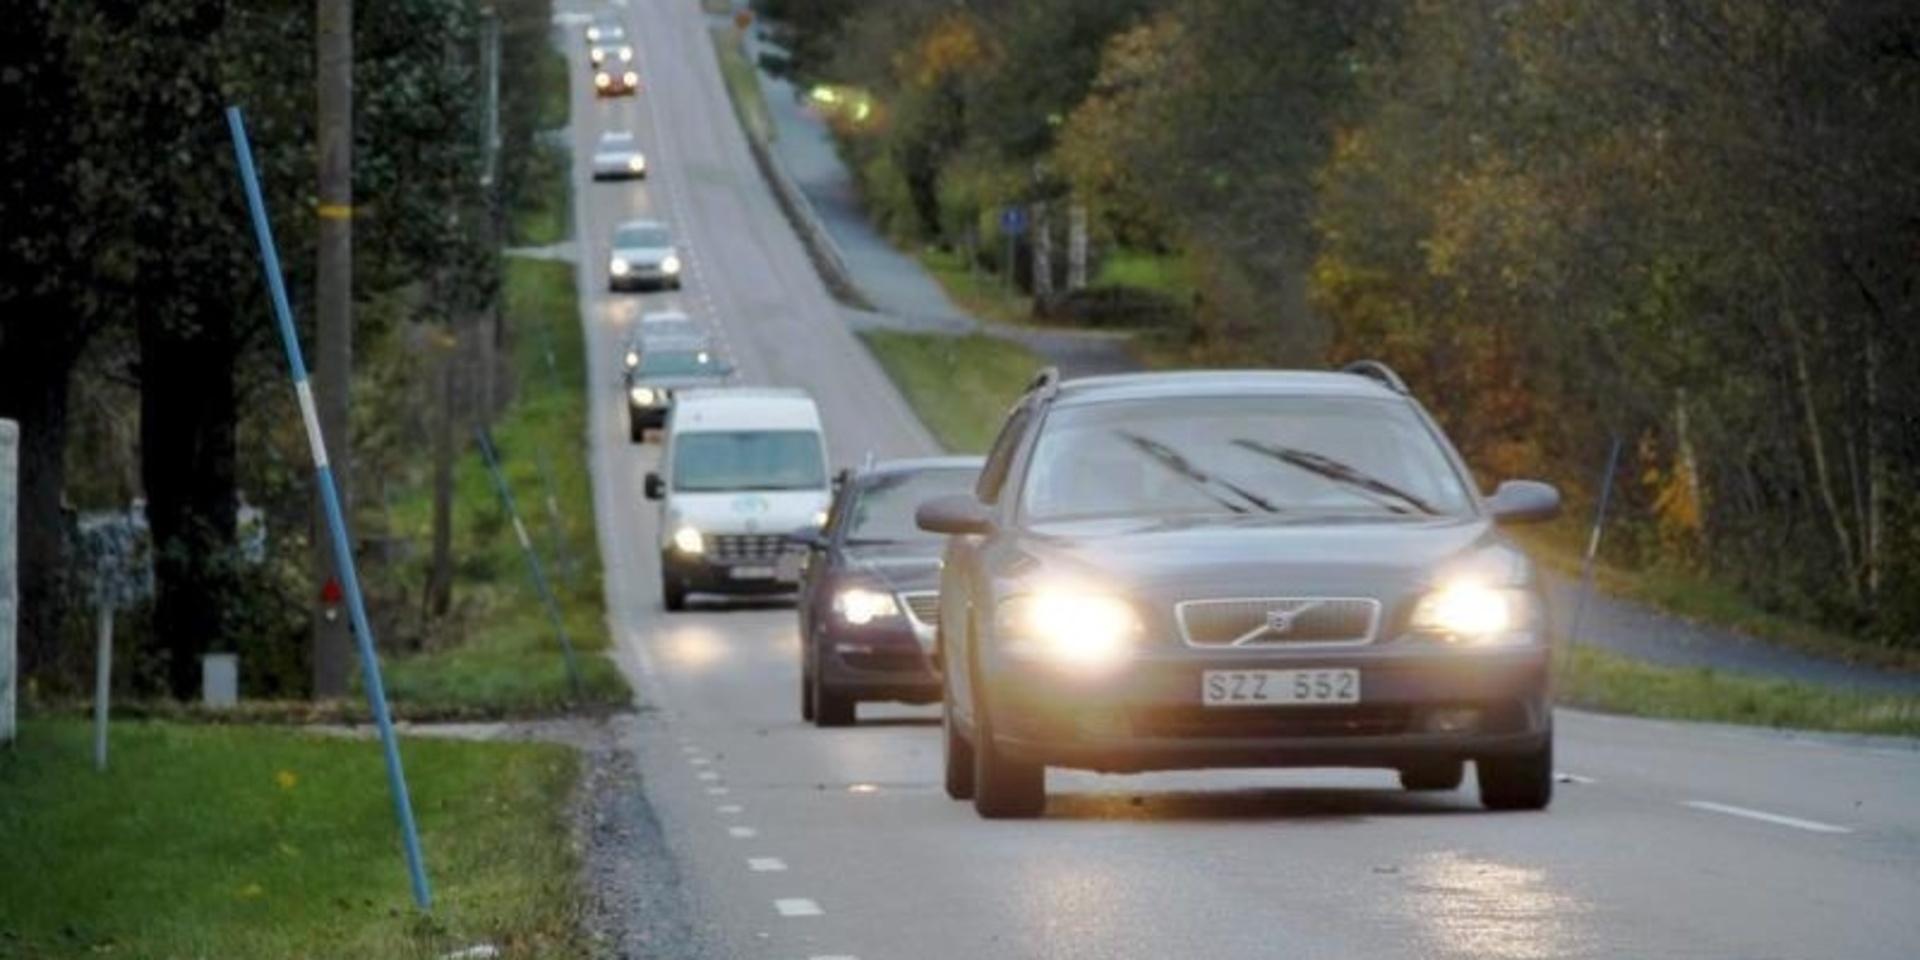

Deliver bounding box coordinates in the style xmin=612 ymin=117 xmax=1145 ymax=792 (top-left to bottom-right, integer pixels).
xmin=615 ymin=224 xmax=669 ymax=247
xmin=637 ymin=349 xmax=723 ymax=378
xmin=1020 ymin=395 xmax=1473 ymax=523
xmin=672 ymin=430 xmax=825 ymax=492
xmin=843 ymin=467 xmax=978 ymax=543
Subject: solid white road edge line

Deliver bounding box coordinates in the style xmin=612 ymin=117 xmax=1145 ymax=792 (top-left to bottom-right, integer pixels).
xmin=1682 ymin=800 xmax=1853 ymax=834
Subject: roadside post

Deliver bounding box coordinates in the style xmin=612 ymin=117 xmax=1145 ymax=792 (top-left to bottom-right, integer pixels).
xmin=1566 ymin=433 xmax=1624 ymax=663
xmin=0 ymin=418 xmax=16 ymax=748
xmin=226 ymin=106 xmax=432 ymax=911
xmin=474 ymin=427 xmax=585 ymax=699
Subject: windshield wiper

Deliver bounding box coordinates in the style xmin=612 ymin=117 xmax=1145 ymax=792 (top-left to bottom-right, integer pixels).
xmin=1229 ymin=440 xmax=1439 ymax=515
xmin=1116 ymin=432 xmax=1279 ymax=514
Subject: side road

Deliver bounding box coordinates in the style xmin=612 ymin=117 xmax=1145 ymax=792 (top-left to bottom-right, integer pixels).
xmin=734 ymin=25 xmax=1918 ymax=697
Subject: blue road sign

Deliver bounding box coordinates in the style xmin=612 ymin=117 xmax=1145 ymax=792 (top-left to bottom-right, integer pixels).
xmin=1000 ymin=205 xmax=1028 ymax=235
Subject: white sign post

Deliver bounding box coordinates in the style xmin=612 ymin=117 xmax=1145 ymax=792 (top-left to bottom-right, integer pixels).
xmin=1 ymin=418 xmax=18 ymax=747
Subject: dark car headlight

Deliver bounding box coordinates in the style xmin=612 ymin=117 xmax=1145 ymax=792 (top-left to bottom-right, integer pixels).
xmin=833 ymin=586 xmax=900 ymax=625
xmin=995 ymin=590 xmax=1142 ymax=671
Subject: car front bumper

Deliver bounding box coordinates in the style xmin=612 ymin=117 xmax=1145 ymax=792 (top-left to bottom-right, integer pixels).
xmin=818 ymin=618 xmax=940 ymax=703
xmin=627 ymin=401 xmax=669 ymax=429
xmin=609 ymin=267 xmax=679 ymax=290
xmin=980 ymin=643 xmax=1550 ymax=773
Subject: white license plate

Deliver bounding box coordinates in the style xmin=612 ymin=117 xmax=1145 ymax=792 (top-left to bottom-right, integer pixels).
xmin=729 ymin=565 xmax=775 ymax=580
xmin=1201 ymin=669 xmax=1360 ymax=707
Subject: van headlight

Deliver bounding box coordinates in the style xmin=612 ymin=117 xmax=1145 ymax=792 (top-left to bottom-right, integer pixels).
xmin=811 ymin=509 xmax=828 ymax=527
xmin=834 ymin=587 xmax=900 ymax=626
xmin=628 ymin=155 xmax=646 ymax=172
xmin=610 ymin=257 xmax=630 ymax=277
xmin=1409 ymin=582 xmax=1539 ymax=644
xmin=997 ymin=592 xmax=1141 ymax=670
xmin=629 ymin=386 xmax=656 ymax=406
xmin=661 ymin=254 xmax=682 ymax=275
xmin=671 ymin=526 xmax=704 ymax=555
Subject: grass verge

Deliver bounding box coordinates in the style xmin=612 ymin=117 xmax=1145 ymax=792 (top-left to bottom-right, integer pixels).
xmin=710 ymin=25 xmax=772 ymax=144
xmin=859 ymin=329 xmax=1045 ymax=453
xmin=862 ymin=328 xmax=1920 ymax=737
xmin=917 ymin=247 xmax=1031 ymax=327
xmin=0 ymin=720 xmax=585 ymax=958
xmin=379 ymin=257 xmax=629 ymax=718
xmin=508 ymin=41 xmax=571 ymax=247
xmin=1560 ymin=645 xmax=1920 ymax=737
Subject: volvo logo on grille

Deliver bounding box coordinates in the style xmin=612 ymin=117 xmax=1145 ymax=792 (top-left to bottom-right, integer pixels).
xmin=1261 ymin=601 xmax=1321 ymax=636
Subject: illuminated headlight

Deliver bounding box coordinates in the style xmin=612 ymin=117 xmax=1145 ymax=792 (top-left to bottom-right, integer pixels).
xmin=1409 ymin=583 xmax=1539 ymax=643
xmin=618 ymin=46 xmax=633 ymax=61
xmin=811 ymin=509 xmax=829 ymax=527
xmin=997 ymin=592 xmax=1141 ymax=669
xmin=623 ymin=71 xmax=639 ymax=86
xmin=623 ymin=350 xmax=640 ymax=369
xmin=587 ymin=27 xmax=602 ymax=40
xmin=628 ymin=386 xmax=657 ymax=406
xmin=660 ymin=254 xmax=682 ymax=275
xmin=627 ymin=155 xmax=646 ymax=172
xmin=671 ymin=526 xmax=704 ymax=554
xmin=834 ymin=587 xmax=900 ymax=626
xmin=609 ymin=257 xmax=631 ymax=277
xmin=590 ymin=48 xmax=606 ymax=64
xmin=594 ymin=73 xmax=611 ymax=89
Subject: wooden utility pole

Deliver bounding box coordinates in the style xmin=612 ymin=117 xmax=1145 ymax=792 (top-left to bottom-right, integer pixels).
xmin=312 ymin=0 xmax=354 ymax=697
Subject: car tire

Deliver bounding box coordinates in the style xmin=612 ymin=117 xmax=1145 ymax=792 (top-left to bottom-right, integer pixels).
xmin=812 ymin=672 xmax=854 ymax=727
xmin=799 ymin=653 xmax=816 ymax=722
xmin=1398 ymin=759 xmax=1465 ymax=792
xmin=969 ymin=678 xmax=1044 ymax=819
xmin=1478 ymin=739 xmax=1553 ymax=811
xmin=942 ymin=698 xmax=974 ymax=801
xmin=628 ymin=413 xmax=644 ymax=443
xmin=662 ymin=576 xmax=687 ymax=613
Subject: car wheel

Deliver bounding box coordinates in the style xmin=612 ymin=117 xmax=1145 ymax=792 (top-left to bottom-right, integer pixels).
xmin=812 ymin=671 xmax=854 ymax=727
xmin=942 ymin=697 xmax=974 ymax=800
xmin=1398 ymin=759 xmax=1465 ymax=792
xmin=799 ymin=656 xmax=815 ymax=722
xmin=1478 ymin=739 xmax=1553 ymax=811
xmin=662 ymin=576 xmax=687 ymax=612
xmin=969 ymin=680 xmax=1044 ymax=819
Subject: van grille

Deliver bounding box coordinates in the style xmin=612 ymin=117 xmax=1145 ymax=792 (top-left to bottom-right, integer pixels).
xmin=711 ymin=534 xmax=792 ymax=562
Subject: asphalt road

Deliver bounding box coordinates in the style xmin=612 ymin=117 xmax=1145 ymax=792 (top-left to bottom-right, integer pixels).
xmin=562 ymin=4 xmax=1920 ymax=958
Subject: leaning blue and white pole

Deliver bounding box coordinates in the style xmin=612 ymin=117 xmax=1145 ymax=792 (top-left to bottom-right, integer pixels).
xmin=225 ymin=106 xmax=432 ymax=911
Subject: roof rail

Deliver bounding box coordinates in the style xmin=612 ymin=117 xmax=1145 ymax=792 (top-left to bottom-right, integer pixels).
xmin=1340 ymin=359 xmax=1409 ymax=395
xmin=1024 ymin=366 xmax=1062 ymax=400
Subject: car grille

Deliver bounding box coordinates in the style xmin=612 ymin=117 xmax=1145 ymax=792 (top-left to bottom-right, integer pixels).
xmin=711 ymin=534 xmax=793 ymax=562
xmin=1131 ymin=705 xmax=1410 ymax=739
xmin=900 ymin=591 xmax=940 ymax=627
xmin=1175 ymin=597 xmax=1380 ymax=647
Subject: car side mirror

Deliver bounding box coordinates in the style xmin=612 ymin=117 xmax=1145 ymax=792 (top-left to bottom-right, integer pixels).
xmin=644 ymin=472 xmax=665 ymax=501
xmin=786 ymin=527 xmax=828 ymax=550
xmin=916 ymin=494 xmax=994 ymax=536
xmin=1487 ymin=480 xmax=1560 ymax=525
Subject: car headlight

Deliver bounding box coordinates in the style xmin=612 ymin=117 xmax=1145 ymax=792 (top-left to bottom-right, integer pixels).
xmin=624 ymin=350 xmax=640 ymax=368
xmin=623 ymin=71 xmax=639 ymax=85
xmin=661 ymin=254 xmax=682 ymax=275
xmin=997 ymin=592 xmax=1141 ymax=670
xmin=610 ymin=257 xmax=630 ymax=277
xmin=1408 ymin=582 xmax=1539 ymax=644
xmin=628 ymin=155 xmax=646 ymax=172
xmin=629 ymin=386 xmax=656 ymax=406
xmin=811 ymin=509 xmax=828 ymax=527
xmin=619 ymin=46 xmax=633 ymax=61
xmin=834 ymin=587 xmax=900 ymax=626
xmin=594 ymin=72 xmax=611 ymax=88
xmin=591 ymin=49 xmax=605 ymax=63
xmin=671 ymin=526 xmax=704 ymax=554
xmin=587 ymin=27 xmax=602 ymax=40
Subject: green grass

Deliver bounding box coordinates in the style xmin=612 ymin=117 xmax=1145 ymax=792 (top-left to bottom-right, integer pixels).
xmin=859 ymin=329 xmax=1046 ymax=453
xmin=379 ymin=258 xmax=629 ymax=718
xmin=710 ymin=25 xmax=772 ymax=144
xmin=0 ymin=720 xmax=585 ymax=958
xmin=1559 ymin=645 xmax=1920 ymax=737
xmin=1094 ymin=249 xmax=1194 ymax=299
xmin=918 ymin=247 xmax=1033 ymax=327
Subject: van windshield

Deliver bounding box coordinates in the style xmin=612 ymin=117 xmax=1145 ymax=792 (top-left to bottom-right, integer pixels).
xmin=672 ymin=430 xmax=825 ymax=492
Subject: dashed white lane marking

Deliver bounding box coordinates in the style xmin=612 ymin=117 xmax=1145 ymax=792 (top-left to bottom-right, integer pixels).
xmin=728 ymin=826 xmax=758 ymax=839
xmin=707 ymin=786 xmax=730 ymax=796
xmin=697 ymin=771 xmax=720 ymax=781
xmin=1683 ymin=800 xmax=1853 ymax=834
xmin=1554 ymin=771 xmax=1596 ymax=784
xmin=748 ymin=857 xmax=787 ymax=872
xmin=808 ymin=956 xmax=857 ymax=960
xmin=690 ymin=756 xmax=712 ymax=766
xmin=717 ymin=804 xmax=743 ymax=814
xmin=775 ymin=898 xmax=823 ymax=917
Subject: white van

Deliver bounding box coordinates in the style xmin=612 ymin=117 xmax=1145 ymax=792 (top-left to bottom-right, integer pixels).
xmin=645 ymin=388 xmax=832 ymax=611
